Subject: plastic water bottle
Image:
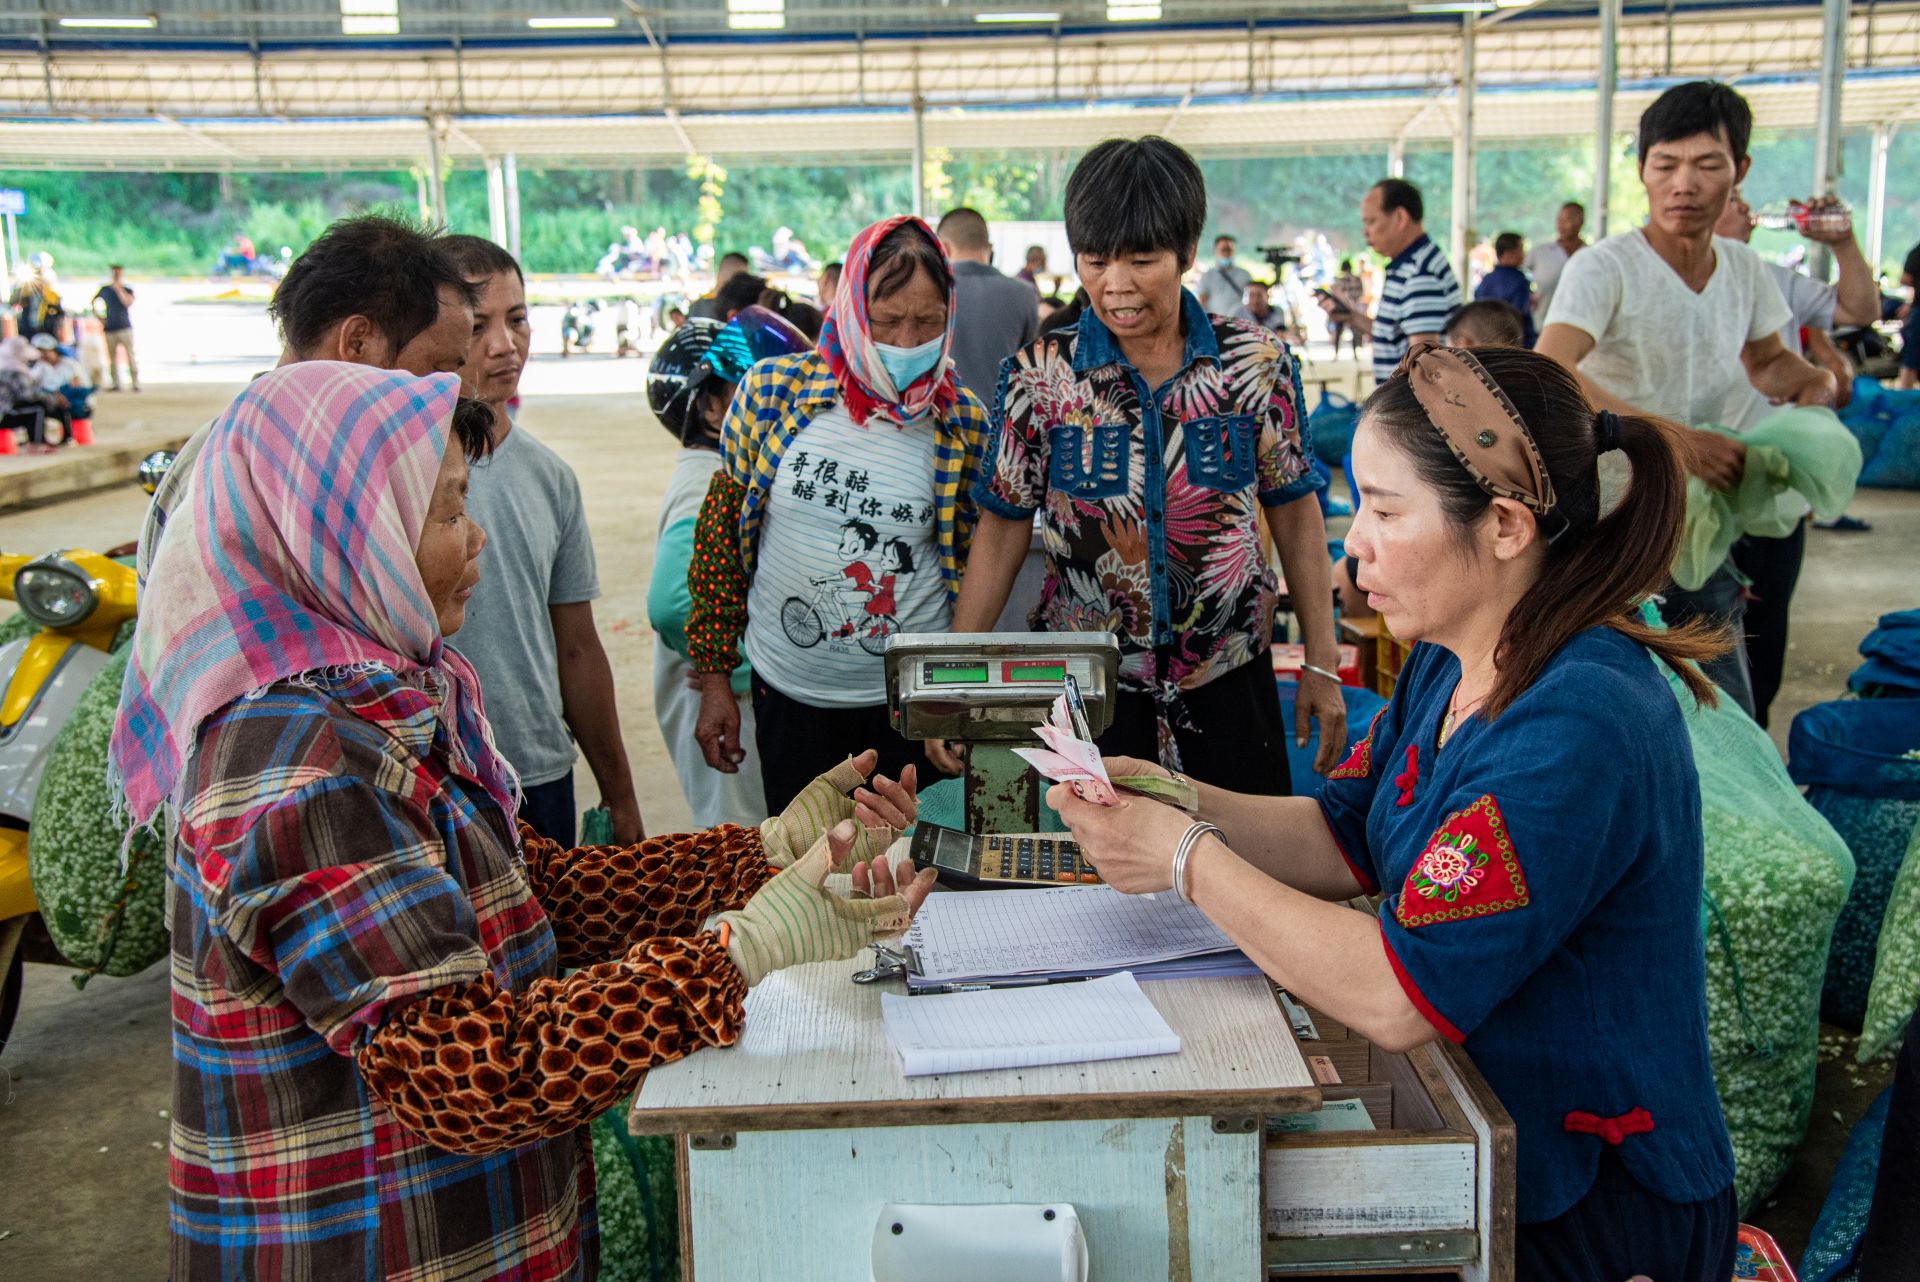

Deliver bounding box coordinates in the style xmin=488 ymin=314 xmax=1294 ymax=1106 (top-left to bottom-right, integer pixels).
xmin=1753 ymin=199 xmax=1853 ymax=238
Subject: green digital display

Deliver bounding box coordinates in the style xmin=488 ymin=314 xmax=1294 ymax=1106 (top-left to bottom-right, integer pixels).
xmin=1007 ymin=663 xmax=1066 ymax=682
xmin=926 ymin=663 xmax=990 ymax=685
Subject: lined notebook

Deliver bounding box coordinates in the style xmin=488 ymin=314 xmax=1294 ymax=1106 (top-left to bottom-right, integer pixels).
xmin=902 ymin=883 xmax=1255 ymax=991
xmin=880 ymin=971 xmax=1181 ymax=1077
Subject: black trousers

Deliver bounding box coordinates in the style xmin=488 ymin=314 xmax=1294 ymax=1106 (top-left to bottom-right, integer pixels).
xmin=1514 ymin=1151 xmax=1736 ymax=1282
xmin=518 ymin=775 xmax=577 ymax=848
xmin=1859 ymin=1003 xmax=1920 ymax=1280
xmin=1731 ymin=519 xmax=1808 ymax=729
xmin=751 ymin=675 xmax=938 ymax=815
xmin=1096 ymin=653 xmax=1292 ymax=796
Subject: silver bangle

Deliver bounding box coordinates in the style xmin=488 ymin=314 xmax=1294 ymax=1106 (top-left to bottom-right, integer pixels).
xmin=1299 ymin=661 xmax=1343 ymax=685
xmin=1170 ymin=821 xmax=1223 ymax=905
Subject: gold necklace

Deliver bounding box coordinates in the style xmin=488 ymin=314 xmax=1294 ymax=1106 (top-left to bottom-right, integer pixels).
xmin=1439 ymin=685 xmax=1487 ymax=748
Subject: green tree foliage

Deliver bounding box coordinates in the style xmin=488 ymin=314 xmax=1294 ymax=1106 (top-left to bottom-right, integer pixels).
xmin=5 ymin=125 xmax=1911 ymax=279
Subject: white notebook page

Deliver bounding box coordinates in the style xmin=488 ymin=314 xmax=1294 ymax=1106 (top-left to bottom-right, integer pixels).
xmin=880 ymin=971 xmax=1181 ymax=1077
xmin=902 ymin=883 xmax=1238 ymax=984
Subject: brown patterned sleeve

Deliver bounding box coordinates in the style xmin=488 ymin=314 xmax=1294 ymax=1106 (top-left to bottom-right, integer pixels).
xmin=685 ymin=471 xmax=752 ymax=675
xmin=518 ymin=822 xmax=775 ymax=968
xmin=356 ymin=932 xmax=744 ymax=1155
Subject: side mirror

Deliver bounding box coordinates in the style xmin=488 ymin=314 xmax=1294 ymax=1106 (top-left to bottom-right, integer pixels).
xmin=137 ymin=450 xmax=177 ymax=497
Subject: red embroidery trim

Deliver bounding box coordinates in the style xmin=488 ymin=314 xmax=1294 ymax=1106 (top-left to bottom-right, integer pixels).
xmin=1379 ymin=926 xmax=1466 ymax=1044
xmin=1394 ymin=794 xmax=1531 ymax=929
xmin=1327 ymin=709 xmax=1385 ymax=781
xmin=1320 ymin=807 xmax=1378 ymax=895
xmin=1393 ymin=744 xmax=1419 ymax=807
xmin=1563 ymin=1108 xmax=1655 ymax=1146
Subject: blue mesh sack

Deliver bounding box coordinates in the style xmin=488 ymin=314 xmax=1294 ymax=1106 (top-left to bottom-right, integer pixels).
xmin=1789 ymin=700 xmax=1920 ymax=1028
xmin=1308 ymin=389 xmax=1359 ymax=467
xmin=1799 ymin=1086 xmax=1892 ymax=1282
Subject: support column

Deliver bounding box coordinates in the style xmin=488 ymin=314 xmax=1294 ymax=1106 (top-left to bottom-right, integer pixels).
xmin=1450 ymin=15 xmax=1476 ymax=280
xmin=1867 ymin=123 xmax=1893 ymax=273
xmin=1387 ymin=139 xmax=1405 ymax=179
xmin=486 ymin=157 xmax=507 ymax=246
xmin=504 ymin=153 xmax=522 ymax=261
xmin=911 ymin=98 xmax=927 ymax=220
xmin=1595 ymin=0 xmax=1620 ymax=238
xmin=425 ymin=124 xmax=447 ymax=228
xmin=416 ymin=172 xmax=431 ymax=223
xmin=1810 ymin=0 xmax=1850 ymax=280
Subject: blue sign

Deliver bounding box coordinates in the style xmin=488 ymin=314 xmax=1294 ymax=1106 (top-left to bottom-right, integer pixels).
xmin=0 ymin=190 xmax=24 ymax=217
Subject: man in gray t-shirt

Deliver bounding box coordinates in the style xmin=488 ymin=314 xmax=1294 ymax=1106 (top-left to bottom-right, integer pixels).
xmin=936 ymin=207 xmax=1040 ymax=400
xmin=440 ymin=235 xmax=643 ymax=846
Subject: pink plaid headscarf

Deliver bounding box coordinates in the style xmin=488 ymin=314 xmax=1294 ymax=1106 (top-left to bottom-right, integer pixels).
xmin=110 ymin=361 xmax=517 ymax=826
xmin=816 ymin=215 xmax=960 ymax=428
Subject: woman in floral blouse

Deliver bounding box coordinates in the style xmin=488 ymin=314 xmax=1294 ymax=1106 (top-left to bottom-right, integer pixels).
xmin=945 ymin=136 xmax=1344 ymax=793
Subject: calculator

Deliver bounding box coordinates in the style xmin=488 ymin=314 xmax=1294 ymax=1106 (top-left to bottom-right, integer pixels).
xmin=908 ymin=822 xmax=1103 ymax=890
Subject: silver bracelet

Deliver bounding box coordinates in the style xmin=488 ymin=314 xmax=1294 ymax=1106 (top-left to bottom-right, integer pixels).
xmin=1170 ymin=821 xmax=1224 ymax=905
xmin=1299 ymin=661 xmax=1343 ymax=685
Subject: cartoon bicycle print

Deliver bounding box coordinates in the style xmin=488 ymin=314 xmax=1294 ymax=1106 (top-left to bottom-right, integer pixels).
xmin=780 ymin=520 xmax=915 ymax=657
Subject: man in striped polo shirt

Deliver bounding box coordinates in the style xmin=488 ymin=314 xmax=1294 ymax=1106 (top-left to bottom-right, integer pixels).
xmin=1325 ymin=178 xmax=1461 ymax=385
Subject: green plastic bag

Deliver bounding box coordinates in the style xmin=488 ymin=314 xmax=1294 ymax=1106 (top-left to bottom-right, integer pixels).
xmin=581 ymin=805 xmax=614 ymax=846
xmin=1656 ymin=656 xmax=1855 ymax=1211
xmin=26 ymin=649 xmax=168 ymax=978
xmin=1859 ymin=815 xmax=1920 ymax=1062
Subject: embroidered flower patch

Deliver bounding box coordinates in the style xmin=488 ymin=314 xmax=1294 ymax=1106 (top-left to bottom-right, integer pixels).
xmin=1395 ymin=794 xmax=1530 ymax=929
xmin=1327 ymin=709 xmax=1385 ymax=781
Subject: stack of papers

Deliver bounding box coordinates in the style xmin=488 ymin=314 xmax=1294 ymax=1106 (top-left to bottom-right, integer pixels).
xmin=902 ymin=882 xmax=1258 ymax=993
xmin=881 ymin=971 xmax=1181 ymax=1077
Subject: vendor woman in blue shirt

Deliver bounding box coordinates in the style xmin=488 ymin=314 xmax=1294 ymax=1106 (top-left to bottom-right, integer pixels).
xmin=1054 ymin=344 xmax=1737 ymax=1280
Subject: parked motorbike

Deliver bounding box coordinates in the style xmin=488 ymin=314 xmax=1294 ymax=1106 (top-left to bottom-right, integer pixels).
xmin=0 ymin=450 xmax=170 ymax=1052
xmin=562 ymin=299 xmax=601 ymax=357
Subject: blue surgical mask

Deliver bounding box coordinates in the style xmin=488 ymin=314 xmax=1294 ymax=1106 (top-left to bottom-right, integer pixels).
xmin=1217 ymin=254 xmax=1234 ymax=268
xmin=875 ymin=334 xmax=945 ymax=391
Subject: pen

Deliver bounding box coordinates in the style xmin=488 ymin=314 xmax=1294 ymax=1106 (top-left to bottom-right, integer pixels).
xmin=1062 ymin=674 xmax=1093 ymax=742
xmin=909 ymin=974 xmax=1094 ymax=996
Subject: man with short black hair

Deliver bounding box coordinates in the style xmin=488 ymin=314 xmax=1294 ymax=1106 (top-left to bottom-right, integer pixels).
xmin=1017 ymin=244 xmax=1047 ymax=288
xmin=1326 ymin=178 xmax=1462 ymax=385
xmin=92 ymin=265 xmax=138 ymax=392
xmin=1232 ymin=279 xmax=1292 ymax=338
xmin=1473 ymin=232 xmax=1536 ymax=346
xmin=690 ymin=252 xmax=750 ymax=321
xmin=710 ymin=270 xmax=769 ymax=324
xmin=438 ymin=234 xmax=644 ymax=846
xmin=138 ymin=213 xmax=477 ymax=591
xmin=936 ymin=205 xmax=1041 ymax=398
xmin=1525 ymin=201 xmax=1587 ymax=322
xmin=1537 ymin=80 xmax=1836 ymax=718
xmin=1196 ymin=234 xmax=1251 ymax=316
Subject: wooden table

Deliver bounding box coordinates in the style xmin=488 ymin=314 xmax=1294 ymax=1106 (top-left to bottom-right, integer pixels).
xmin=630 ymin=954 xmax=1512 ymax=1280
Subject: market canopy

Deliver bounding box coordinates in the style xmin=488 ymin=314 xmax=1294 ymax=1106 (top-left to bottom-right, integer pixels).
xmin=0 ymin=2 xmax=1916 ymax=170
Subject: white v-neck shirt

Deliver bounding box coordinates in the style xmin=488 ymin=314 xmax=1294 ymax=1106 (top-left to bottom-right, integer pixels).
xmin=1545 ymin=229 xmax=1790 ymax=429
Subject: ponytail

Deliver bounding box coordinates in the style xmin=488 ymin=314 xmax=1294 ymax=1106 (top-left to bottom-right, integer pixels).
xmin=1362 ymin=347 xmax=1730 ymax=720
xmin=1491 ymin=411 xmax=1725 ymax=718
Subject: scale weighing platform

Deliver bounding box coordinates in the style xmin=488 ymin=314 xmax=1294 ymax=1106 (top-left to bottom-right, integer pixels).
xmin=884 ymin=632 xmax=1119 ymax=835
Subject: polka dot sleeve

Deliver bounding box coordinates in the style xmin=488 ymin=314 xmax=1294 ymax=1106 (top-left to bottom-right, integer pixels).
xmin=355 ymin=931 xmax=746 ymax=1155
xmin=685 ymin=470 xmax=752 ymax=675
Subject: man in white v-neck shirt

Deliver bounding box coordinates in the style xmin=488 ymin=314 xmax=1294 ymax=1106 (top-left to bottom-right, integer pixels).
xmin=1537 ymin=80 xmax=1836 ymax=718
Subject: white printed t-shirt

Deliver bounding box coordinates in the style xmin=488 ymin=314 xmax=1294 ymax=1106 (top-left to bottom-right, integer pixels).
xmin=743 ymin=403 xmax=949 ymax=707
xmin=1545 ymin=229 xmax=1791 ymax=428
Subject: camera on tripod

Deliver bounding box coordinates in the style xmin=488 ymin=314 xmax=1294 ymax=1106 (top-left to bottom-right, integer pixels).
xmin=1256 ymin=245 xmax=1301 ymax=275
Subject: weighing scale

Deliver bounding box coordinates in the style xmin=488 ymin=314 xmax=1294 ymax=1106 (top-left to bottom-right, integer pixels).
xmin=883 ymin=632 xmax=1120 ymax=836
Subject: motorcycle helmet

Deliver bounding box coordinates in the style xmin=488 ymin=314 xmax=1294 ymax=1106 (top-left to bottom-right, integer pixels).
xmin=647 ymin=316 xmax=726 ymax=444
xmin=702 ymin=304 xmax=811 ymax=387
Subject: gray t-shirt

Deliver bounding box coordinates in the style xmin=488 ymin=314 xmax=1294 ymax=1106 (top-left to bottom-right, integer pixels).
xmin=454 ymin=425 xmax=600 ymax=787
xmin=948 ymin=260 xmax=1040 ymax=402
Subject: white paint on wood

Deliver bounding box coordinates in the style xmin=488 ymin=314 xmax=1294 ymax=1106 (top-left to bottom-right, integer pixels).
xmin=1266 ymin=1142 xmax=1476 ymax=1237
xmin=632 ymin=958 xmax=1312 ymax=1122
xmin=680 ymin=1116 xmax=1261 ymax=1281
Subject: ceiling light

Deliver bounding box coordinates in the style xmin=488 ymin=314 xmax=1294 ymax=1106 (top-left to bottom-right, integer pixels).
xmin=1106 ymin=3 xmax=1161 ymax=19
xmin=1409 ymin=1 xmax=1497 ymax=10
xmin=341 ymin=16 xmax=399 ymax=33
xmin=528 ymin=15 xmax=618 ymax=27
xmin=58 ymin=14 xmax=158 ymax=27
xmin=976 ymin=10 xmax=1060 ymax=20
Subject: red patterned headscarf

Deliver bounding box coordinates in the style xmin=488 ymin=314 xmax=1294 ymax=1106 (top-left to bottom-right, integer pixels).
xmin=816 ymin=215 xmax=960 ymax=429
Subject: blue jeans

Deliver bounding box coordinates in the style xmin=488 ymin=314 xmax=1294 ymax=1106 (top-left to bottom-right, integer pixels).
xmin=518 ymin=775 xmax=576 ymax=847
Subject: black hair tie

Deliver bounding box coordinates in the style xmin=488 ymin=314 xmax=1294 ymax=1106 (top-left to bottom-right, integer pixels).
xmin=1595 ymin=409 xmax=1623 ymax=454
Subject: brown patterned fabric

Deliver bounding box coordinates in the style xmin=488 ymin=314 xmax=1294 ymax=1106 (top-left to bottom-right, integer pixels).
xmin=358 ymin=931 xmax=747 ymax=1155
xmin=516 ymin=821 xmax=774 ymax=966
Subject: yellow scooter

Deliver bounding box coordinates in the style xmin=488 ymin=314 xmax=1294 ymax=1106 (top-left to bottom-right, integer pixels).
xmin=0 ymin=453 xmax=162 ymax=1050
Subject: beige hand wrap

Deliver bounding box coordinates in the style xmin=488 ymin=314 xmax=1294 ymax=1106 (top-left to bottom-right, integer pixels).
xmin=715 ymin=827 xmax=912 ymax=987
xmin=760 ymin=756 xmax=897 ymax=870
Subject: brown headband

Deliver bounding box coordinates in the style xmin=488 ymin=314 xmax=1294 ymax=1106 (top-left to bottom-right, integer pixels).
xmin=1393 ymin=345 xmax=1563 ymax=536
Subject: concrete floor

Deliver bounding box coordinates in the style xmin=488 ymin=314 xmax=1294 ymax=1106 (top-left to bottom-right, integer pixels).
xmin=0 ymin=295 xmax=1915 ymax=1276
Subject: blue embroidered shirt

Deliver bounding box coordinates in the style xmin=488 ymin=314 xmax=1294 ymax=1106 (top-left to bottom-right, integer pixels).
xmin=1316 ymin=628 xmax=1735 ymax=1223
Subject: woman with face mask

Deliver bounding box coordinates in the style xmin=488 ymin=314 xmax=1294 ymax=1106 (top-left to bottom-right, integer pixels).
xmin=685 ymin=216 xmax=992 ymax=812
